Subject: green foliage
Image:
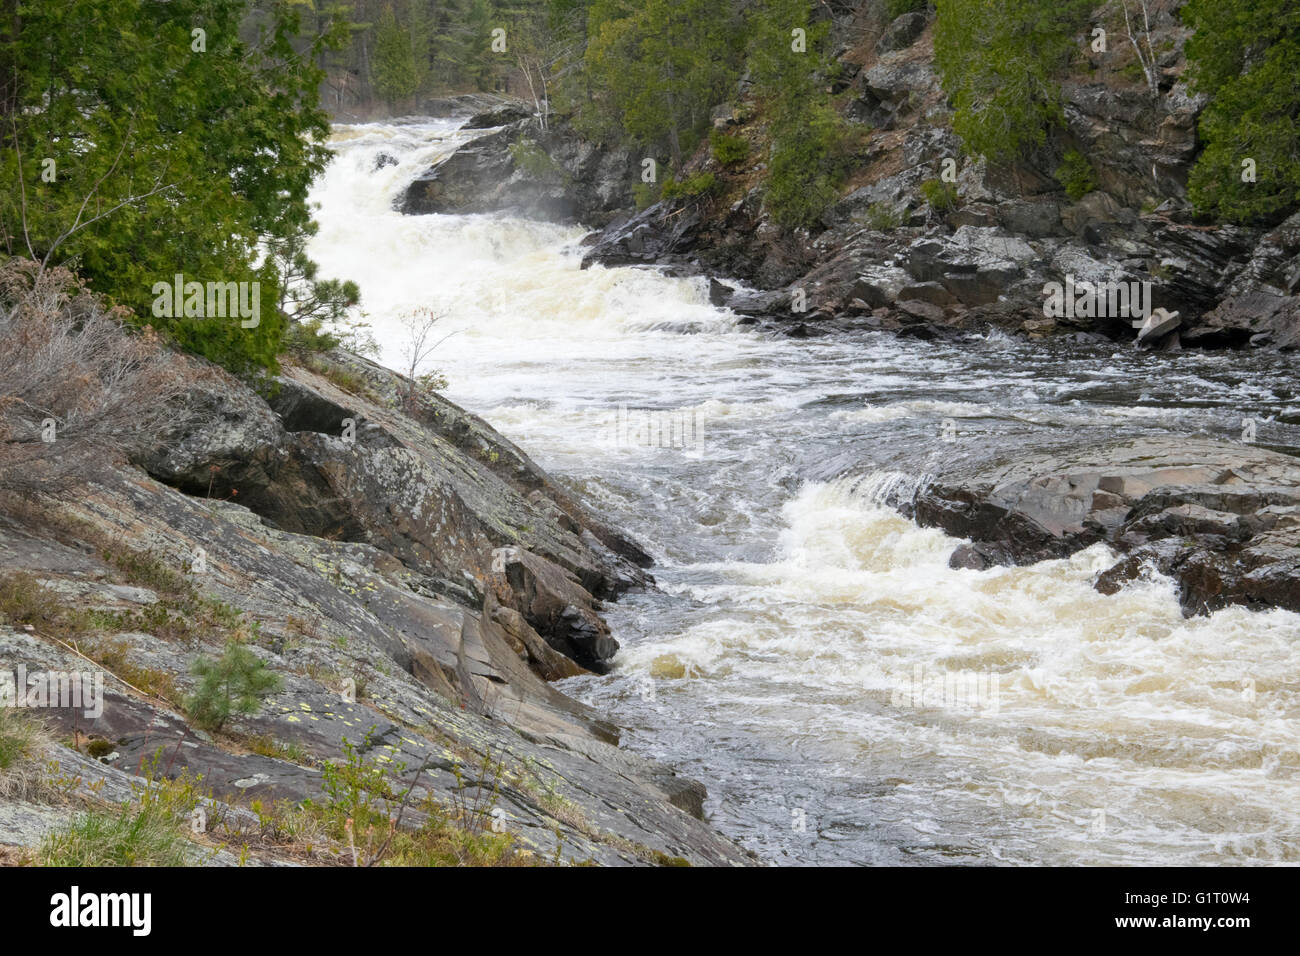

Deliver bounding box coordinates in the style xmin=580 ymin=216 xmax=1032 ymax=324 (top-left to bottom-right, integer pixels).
xmin=0 ymin=706 xmax=44 ymax=772
xmin=746 ymin=0 xmax=861 ymax=229
xmin=39 ymin=804 xmax=195 ymax=866
xmin=662 ymin=171 xmax=717 ymax=201
xmin=920 ymin=178 xmax=959 ymax=212
xmin=865 ymin=202 xmax=905 ymax=230
xmin=373 ymin=5 xmax=420 ymax=106
xmin=185 ymin=641 xmax=282 ymax=732
xmin=304 ymin=733 xmax=522 ymax=866
xmin=710 ymin=131 xmax=750 ymax=166
xmin=0 ymin=0 xmax=350 ymax=377
xmin=765 ymin=102 xmax=860 ymax=230
xmin=508 ymin=138 xmax=568 ymax=183
xmin=933 ymin=0 xmax=1092 ymax=162
xmin=632 ymin=181 xmax=661 ymax=210
xmin=0 ymin=570 xmax=57 ymax=630
xmin=578 ymin=0 xmax=743 ymax=169
xmin=1182 ymin=0 xmax=1300 ymax=223
xmin=429 ymin=0 xmax=500 ymax=91
xmin=886 ymin=0 xmax=929 ymax=17
xmin=38 ymin=766 xmax=208 ymax=866
xmin=1056 ymin=148 xmax=1098 ymax=202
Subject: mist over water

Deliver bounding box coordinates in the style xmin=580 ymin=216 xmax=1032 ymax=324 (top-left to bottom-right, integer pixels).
xmin=310 ymin=121 xmax=1300 ymax=865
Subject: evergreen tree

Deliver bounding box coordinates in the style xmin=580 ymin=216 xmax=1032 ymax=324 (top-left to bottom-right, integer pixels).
xmin=1182 ymin=0 xmax=1300 ymax=223
xmin=580 ymin=0 xmax=742 ymax=169
xmin=373 ymin=5 xmax=419 ymax=106
xmin=747 ymin=0 xmax=857 ymax=228
xmin=933 ymin=0 xmax=1092 ymax=163
xmin=0 ymin=0 xmax=349 ymax=376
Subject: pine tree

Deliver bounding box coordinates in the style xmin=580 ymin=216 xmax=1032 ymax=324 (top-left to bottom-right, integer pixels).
xmin=747 ymin=0 xmax=856 ymax=228
xmin=1182 ymin=0 xmax=1300 ymax=223
xmin=372 ymin=5 xmax=419 ymax=106
xmin=933 ymin=0 xmax=1093 ymax=163
xmin=581 ymin=0 xmax=742 ymax=169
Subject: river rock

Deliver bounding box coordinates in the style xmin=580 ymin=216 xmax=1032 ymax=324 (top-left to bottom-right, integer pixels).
xmin=900 ymin=437 xmax=1300 ymax=614
xmin=399 ymin=104 xmax=638 ymax=227
xmin=1135 ymin=307 xmax=1182 ymax=346
xmin=1183 ymin=211 xmax=1300 ymax=350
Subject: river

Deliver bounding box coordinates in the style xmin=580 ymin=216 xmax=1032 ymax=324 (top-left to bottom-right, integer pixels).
xmin=307 ymin=119 xmax=1300 ymax=866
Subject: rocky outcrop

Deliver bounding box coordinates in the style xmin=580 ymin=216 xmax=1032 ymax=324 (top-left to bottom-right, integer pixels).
xmin=399 ymin=104 xmax=637 ymax=228
xmin=1184 ymin=211 xmax=1300 ymax=349
xmin=397 ymin=8 xmax=1299 ymax=352
xmin=887 ymin=437 xmax=1300 ymax=615
xmin=0 ymin=347 xmax=752 ymax=866
xmin=579 ymin=200 xmax=706 ymax=271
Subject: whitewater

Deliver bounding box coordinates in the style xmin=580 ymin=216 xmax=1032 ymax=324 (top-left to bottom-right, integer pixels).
xmin=307 ymin=119 xmax=1300 ymax=865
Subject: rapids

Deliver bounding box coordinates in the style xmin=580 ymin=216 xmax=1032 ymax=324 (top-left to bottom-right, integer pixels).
xmin=308 ymin=119 xmax=1300 ymax=865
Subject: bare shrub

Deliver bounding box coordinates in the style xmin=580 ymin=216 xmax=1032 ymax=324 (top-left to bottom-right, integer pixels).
xmin=0 ymin=258 xmax=195 ymax=494
xmin=396 ymin=306 xmax=454 ymax=412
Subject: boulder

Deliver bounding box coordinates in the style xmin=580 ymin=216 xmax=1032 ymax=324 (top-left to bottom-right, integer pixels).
xmin=875 ymin=11 xmax=928 ymax=54
xmin=461 ymin=102 xmax=534 ymax=129
xmin=1135 ymin=306 xmax=1182 ymax=346
xmin=898 ymin=437 xmax=1300 ymax=614
xmin=491 ymin=547 xmax=619 ymax=673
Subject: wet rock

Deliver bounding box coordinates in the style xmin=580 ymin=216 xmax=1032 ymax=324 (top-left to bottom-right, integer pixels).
xmin=727 ymin=287 xmax=786 ymax=317
xmin=1135 ymin=307 xmax=1182 ymax=347
xmin=581 ymin=200 xmax=704 ymax=270
xmin=492 ymin=548 xmax=618 ymax=673
xmin=486 ymin=593 xmax=589 ymax=681
xmin=897 ymin=281 xmax=956 ymax=306
xmin=419 ymin=92 xmax=517 ymax=119
xmin=851 ymin=267 xmax=912 ymax=308
xmin=896 ymin=298 xmax=945 ymax=323
xmin=399 ymin=110 xmax=637 ymax=227
xmin=461 ymin=102 xmax=534 ymax=129
xmin=708 ymin=278 xmax=735 ymax=307
xmin=903 ymin=437 xmax=1300 ymax=614
xmin=1184 ymin=211 xmax=1300 ymax=350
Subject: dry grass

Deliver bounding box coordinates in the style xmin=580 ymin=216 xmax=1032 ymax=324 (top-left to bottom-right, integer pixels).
xmin=0 ymin=706 xmax=56 ymax=801
xmin=0 ymin=258 xmax=202 ymax=496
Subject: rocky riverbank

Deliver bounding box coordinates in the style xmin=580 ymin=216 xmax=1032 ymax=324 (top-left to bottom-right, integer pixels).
xmin=399 ymin=8 xmax=1298 ymax=351
xmin=0 ymin=346 xmax=752 ymax=866
xmin=390 ymin=5 xmax=1300 ymax=620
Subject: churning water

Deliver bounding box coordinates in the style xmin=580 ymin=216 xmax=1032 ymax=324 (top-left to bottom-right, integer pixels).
xmin=309 ymin=120 xmax=1300 ymax=865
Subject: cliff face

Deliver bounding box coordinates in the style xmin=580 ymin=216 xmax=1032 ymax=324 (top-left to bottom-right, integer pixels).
xmin=402 ymin=3 xmax=1299 ymax=352
xmin=0 ymin=348 xmax=751 ymax=866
